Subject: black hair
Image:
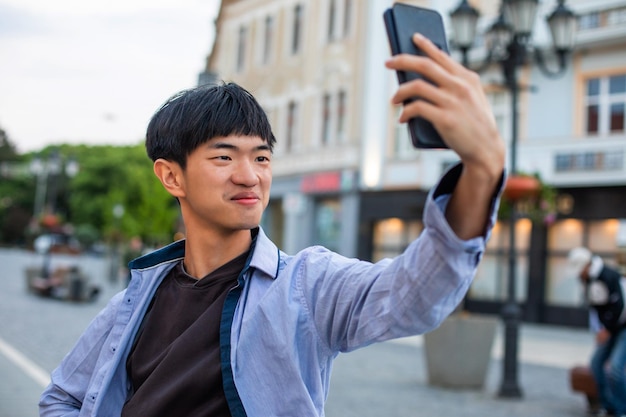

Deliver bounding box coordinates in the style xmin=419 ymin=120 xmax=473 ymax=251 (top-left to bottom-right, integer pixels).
xmin=145 ymin=82 xmax=276 ymax=169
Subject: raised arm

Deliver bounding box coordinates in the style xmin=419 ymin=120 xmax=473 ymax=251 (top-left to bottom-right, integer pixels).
xmin=385 ymin=33 xmax=505 ymax=240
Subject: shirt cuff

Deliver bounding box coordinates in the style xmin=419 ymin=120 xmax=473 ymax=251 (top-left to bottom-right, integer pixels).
xmin=431 ymin=162 xmax=506 ymax=245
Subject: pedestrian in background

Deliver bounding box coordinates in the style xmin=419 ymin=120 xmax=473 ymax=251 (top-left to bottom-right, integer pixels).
xmin=39 ymin=34 xmax=505 ymax=416
xmin=569 ymin=247 xmax=626 ymax=417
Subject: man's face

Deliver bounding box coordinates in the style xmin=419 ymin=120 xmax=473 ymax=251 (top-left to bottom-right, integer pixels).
xmin=179 ymin=135 xmax=272 ymax=234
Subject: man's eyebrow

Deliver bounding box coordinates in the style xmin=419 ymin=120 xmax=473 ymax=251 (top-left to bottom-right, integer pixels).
xmin=210 ymin=142 xmax=237 ymax=150
xmin=209 ymin=142 xmax=270 ymax=152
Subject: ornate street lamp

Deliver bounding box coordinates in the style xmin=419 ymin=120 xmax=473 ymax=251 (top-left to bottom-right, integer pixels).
xmin=449 ymin=0 xmax=576 ymax=399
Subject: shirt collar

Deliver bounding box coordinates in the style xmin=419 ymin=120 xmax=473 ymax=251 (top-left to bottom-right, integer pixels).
xmin=129 ymin=226 xmax=280 ymax=280
xmin=248 ymin=227 xmax=280 ymax=279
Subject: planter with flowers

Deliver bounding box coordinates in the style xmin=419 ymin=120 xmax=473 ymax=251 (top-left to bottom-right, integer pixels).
xmin=500 ymin=173 xmax=557 ymax=225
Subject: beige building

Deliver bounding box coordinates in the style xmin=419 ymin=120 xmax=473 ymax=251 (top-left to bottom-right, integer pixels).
xmin=202 ymin=0 xmax=626 ymax=328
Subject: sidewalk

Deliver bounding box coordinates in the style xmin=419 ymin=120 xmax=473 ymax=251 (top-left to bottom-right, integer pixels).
xmin=393 ymin=320 xmax=595 ymax=369
xmin=325 ymin=322 xmax=594 ymax=417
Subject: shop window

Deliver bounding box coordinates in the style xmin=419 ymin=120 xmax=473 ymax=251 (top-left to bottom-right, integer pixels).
xmin=314 ymin=199 xmax=341 ymax=252
xmin=545 ymin=219 xmax=621 ymax=307
xmin=372 ymin=218 xmax=423 ymax=262
xmin=470 ymin=219 xmax=531 ymax=302
xmin=262 ymin=200 xmax=284 ymax=249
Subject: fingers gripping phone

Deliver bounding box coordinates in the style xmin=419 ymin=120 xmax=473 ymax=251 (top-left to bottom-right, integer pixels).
xmin=384 ymin=3 xmax=450 ymax=149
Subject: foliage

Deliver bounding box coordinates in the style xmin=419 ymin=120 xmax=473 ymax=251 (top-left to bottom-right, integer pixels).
xmin=0 ymin=141 xmax=181 ymax=248
xmin=65 ymin=143 xmax=180 ymax=247
xmin=498 ymin=172 xmax=557 ymax=225
xmin=0 ymin=128 xmax=34 ymax=244
xmin=0 ymin=127 xmax=18 ymax=161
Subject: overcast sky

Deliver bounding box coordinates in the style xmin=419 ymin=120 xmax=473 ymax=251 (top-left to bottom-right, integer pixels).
xmin=0 ymin=0 xmax=220 ymax=153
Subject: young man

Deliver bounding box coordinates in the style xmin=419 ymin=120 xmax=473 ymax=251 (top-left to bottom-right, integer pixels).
xmin=40 ymin=34 xmax=505 ymax=416
xmin=568 ymin=247 xmax=626 ymax=417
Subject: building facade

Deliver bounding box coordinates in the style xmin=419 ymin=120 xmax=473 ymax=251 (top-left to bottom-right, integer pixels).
xmin=202 ymin=0 xmax=626 ymax=328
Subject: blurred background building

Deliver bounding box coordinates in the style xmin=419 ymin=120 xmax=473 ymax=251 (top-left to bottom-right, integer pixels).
xmin=199 ymin=0 xmax=626 ymax=328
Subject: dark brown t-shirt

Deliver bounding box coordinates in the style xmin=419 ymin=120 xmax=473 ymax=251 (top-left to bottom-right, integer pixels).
xmin=121 ymin=251 xmax=248 ymax=417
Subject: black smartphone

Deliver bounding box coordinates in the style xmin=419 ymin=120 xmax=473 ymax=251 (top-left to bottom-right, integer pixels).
xmin=383 ymin=3 xmax=450 ymax=149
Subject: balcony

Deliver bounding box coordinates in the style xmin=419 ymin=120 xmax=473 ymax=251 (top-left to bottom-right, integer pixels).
xmin=575 ymin=3 xmax=626 ymax=48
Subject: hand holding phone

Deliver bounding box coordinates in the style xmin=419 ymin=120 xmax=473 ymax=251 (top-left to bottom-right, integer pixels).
xmin=383 ymin=3 xmax=450 ymax=149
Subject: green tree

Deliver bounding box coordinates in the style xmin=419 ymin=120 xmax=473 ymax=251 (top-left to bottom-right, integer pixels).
xmin=0 ymin=127 xmax=18 ymax=161
xmin=0 ymin=128 xmax=33 ymax=244
xmin=67 ymin=144 xmax=179 ymax=247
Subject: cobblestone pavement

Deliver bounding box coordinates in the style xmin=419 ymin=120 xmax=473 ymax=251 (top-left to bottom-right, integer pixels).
xmin=0 ymin=248 xmax=594 ymax=417
xmin=325 ymin=339 xmax=590 ymax=417
xmin=0 ymin=248 xmax=124 ymax=417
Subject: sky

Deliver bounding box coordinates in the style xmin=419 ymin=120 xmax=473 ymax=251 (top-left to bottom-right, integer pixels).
xmin=0 ymin=0 xmax=221 ymax=153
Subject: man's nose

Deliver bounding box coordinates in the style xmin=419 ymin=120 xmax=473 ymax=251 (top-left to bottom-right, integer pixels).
xmin=232 ymin=160 xmax=258 ymax=186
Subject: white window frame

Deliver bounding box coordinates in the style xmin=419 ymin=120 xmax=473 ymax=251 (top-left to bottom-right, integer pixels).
xmin=585 ymin=73 xmax=626 ymax=136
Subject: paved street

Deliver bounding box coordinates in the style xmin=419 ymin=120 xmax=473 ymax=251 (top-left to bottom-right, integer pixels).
xmin=0 ymin=248 xmax=124 ymax=417
xmin=0 ymin=248 xmax=594 ymax=417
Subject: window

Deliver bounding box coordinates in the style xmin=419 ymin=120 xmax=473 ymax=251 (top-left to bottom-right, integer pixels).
xmin=611 ymin=103 xmax=625 ymax=132
xmin=470 ymin=219 xmax=531 ymax=302
xmin=608 ymin=8 xmax=626 ymax=26
xmin=393 ymin=108 xmax=418 ymax=159
xmin=585 ymin=73 xmax=626 ymax=135
xmin=327 ymin=0 xmax=336 ymax=42
xmin=320 ymin=90 xmax=347 ymax=146
xmin=286 ymin=101 xmax=298 ymax=152
xmin=586 ymin=104 xmax=599 ymax=134
xmin=372 ymin=218 xmax=423 ymax=262
xmin=578 ymin=12 xmax=600 ymax=30
xmin=486 ymin=90 xmax=510 ymax=142
xmin=554 ymin=150 xmax=623 ymax=172
xmin=327 ymin=0 xmax=351 ymax=42
xmin=545 ymin=219 xmax=622 ymax=306
xmin=263 ymin=15 xmax=274 ymax=65
xmin=237 ymin=25 xmax=247 ymax=72
xmin=321 ymin=94 xmax=331 ymax=145
xmin=343 ymin=0 xmax=352 ymax=37
xmin=314 ymin=199 xmax=342 ymax=252
xmin=337 ymin=90 xmax=346 ymax=142
xmin=292 ymin=4 xmax=303 ymax=55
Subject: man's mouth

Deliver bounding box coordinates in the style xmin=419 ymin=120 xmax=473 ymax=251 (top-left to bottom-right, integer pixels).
xmin=232 ymin=192 xmax=259 ymax=205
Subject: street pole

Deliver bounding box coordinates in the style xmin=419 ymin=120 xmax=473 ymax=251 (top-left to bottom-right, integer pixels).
xmin=449 ymin=0 xmax=576 ymax=402
xmin=498 ymin=39 xmax=522 ymax=397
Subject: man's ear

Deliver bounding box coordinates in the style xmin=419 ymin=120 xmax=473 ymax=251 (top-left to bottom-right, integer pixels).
xmin=153 ymin=158 xmax=185 ymax=198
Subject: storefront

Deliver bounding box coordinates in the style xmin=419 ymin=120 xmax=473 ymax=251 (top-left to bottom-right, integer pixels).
xmin=267 ymin=169 xmax=359 ymax=257
xmin=357 ymin=185 xmax=626 ymax=328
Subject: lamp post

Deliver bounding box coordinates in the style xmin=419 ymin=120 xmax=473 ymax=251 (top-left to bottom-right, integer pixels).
xmin=449 ymin=0 xmax=576 ymax=399
xmin=30 ymin=151 xmax=80 ymax=279
xmin=30 ymin=152 xmax=80 ymax=222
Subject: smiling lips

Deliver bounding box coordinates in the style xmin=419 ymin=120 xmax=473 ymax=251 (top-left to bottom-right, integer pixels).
xmin=231 ymin=192 xmax=260 ymax=205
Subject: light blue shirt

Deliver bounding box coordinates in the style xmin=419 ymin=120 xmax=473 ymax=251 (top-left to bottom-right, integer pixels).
xmin=39 ymin=166 xmax=502 ymax=417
